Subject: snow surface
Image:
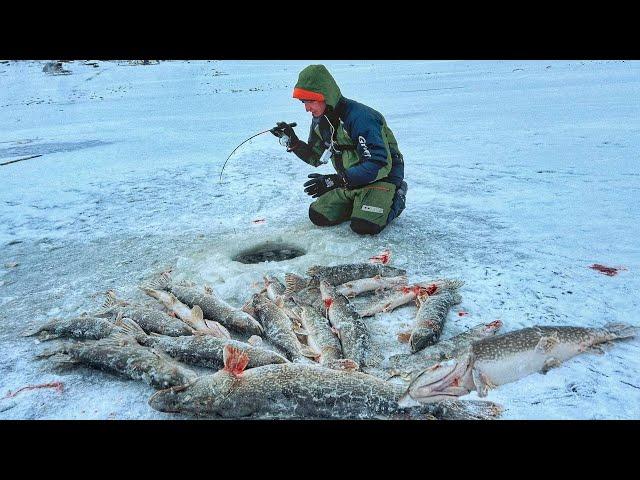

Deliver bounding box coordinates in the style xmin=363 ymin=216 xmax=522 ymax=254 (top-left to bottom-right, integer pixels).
xmin=0 ymin=60 xmax=638 ymax=419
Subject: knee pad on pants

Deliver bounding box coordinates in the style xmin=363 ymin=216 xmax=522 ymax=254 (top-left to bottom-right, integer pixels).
xmin=309 ymin=206 xmax=342 ymax=227
xmin=350 ymin=218 xmax=385 ymax=235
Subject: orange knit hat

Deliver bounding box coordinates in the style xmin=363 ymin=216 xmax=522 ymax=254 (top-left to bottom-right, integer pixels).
xmin=292 ymin=87 xmax=325 ymax=102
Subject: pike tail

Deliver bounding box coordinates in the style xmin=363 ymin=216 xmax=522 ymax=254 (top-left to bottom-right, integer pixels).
xmin=142 ymin=271 xmax=171 ymax=292
xmin=603 ymin=322 xmax=638 ymax=340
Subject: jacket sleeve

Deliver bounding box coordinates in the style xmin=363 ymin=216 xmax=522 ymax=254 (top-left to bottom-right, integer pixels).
xmin=343 ymin=113 xmax=389 ymax=186
xmin=289 ymin=127 xmax=325 ymax=167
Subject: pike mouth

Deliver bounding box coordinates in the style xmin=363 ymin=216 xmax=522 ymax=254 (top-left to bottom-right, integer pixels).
xmin=405 ymin=357 xmax=473 ymax=403
xmin=233 ymin=242 xmax=306 ymax=264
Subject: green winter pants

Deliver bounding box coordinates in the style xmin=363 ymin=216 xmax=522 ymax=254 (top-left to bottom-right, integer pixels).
xmin=309 ymin=180 xmax=397 ymax=234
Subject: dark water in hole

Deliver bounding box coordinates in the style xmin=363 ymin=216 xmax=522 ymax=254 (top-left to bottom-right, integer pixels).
xmin=233 ymin=243 xmax=306 ymax=264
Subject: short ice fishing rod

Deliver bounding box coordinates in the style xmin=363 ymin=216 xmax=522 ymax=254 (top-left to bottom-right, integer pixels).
xmin=219 ymin=122 xmax=296 ymax=182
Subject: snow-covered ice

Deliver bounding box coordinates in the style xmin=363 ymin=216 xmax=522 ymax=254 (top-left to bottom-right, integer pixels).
xmin=0 ymin=60 xmax=638 ymax=419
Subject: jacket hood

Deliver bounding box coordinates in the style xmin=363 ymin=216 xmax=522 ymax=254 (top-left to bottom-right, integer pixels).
xmin=293 ymin=64 xmax=342 ymax=108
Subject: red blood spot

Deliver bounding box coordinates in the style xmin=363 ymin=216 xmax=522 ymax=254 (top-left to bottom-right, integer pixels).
xmin=458 ymin=311 xmax=469 ymax=317
xmin=589 ymin=264 xmax=626 ymax=277
xmin=369 ymin=249 xmax=391 ymax=265
xmin=252 ymin=219 xmax=266 ymax=224
xmin=451 ymin=377 xmax=460 ymax=387
xmin=323 ymin=298 xmax=333 ymax=309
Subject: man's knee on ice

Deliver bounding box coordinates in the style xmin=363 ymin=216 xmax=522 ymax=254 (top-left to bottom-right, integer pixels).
xmin=309 ymin=206 xmax=342 ymax=227
xmin=350 ymin=218 xmax=385 ymax=235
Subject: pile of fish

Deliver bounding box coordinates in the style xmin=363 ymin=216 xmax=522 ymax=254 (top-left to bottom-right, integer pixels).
xmin=25 ymin=251 xmax=637 ymax=419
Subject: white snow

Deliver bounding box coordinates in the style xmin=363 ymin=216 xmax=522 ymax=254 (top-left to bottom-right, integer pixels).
xmin=1 ymin=60 xmax=638 ymax=419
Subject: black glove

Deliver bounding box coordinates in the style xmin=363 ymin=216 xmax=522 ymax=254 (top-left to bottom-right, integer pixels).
xmin=303 ymin=173 xmax=346 ymax=198
xmin=270 ymin=121 xmax=299 ymax=149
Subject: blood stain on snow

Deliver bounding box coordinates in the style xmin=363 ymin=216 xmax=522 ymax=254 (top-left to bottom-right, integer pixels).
xmin=588 ymin=264 xmax=627 ymax=277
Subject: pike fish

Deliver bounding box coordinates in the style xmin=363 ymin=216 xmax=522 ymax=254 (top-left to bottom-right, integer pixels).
xmin=147 ymin=273 xmax=263 ymax=336
xmin=336 ymin=275 xmax=408 ymax=298
xmin=387 ymin=320 xmax=503 ymax=378
xmin=357 ymin=279 xmax=464 ymax=317
xmin=148 ymin=344 xmax=502 ymax=420
xmin=284 ymin=273 xmax=324 ymax=314
xmin=294 ymin=304 xmax=344 ymax=366
xmin=141 ymin=286 xmax=230 ymax=338
xmin=402 ymin=323 xmax=638 ymax=404
xmin=320 ymin=280 xmax=373 ymax=370
xmin=264 ymin=275 xmax=302 ymax=324
xmin=307 ymin=263 xmax=406 ymax=286
xmin=409 ymin=289 xmax=462 ymax=353
xmin=37 ymin=333 xmax=197 ymax=389
xmin=139 ymin=333 xmax=289 ymax=369
xmin=251 ymin=294 xmax=316 ymax=362
xmin=98 ymin=292 xmax=194 ymax=336
xmin=22 ymin=313 xmax=147 ymax=344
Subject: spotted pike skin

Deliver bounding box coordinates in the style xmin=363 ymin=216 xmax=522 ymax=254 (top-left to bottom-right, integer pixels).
xmin=470 ymin=325 xmax=637 ymax=387
xmin=307 ymin=263 xmax=406 ymax=286
xmin=142 ymin=334 xmax=289 ymax=369
xmin=410 ymin=290 xmax=462 ymax=353
xmin=387 ymin=321 xmax=503 ymax=374
xmin=148 ymin=361 xmax=501 ymax=420
xmin=406 ymin=323 xmax=638 ymax=402
xmin=357 ymin=279 xmax=464 ymax=317
xmin=38 ymin=336 xmax=197 ymax=389
xmin=165 ymin=283 xmax=263 ymax=336
xmin=251 ymin=294 xmax=309 ymax=362
xmin=100 ymin=304 xmax=194 ymax=337
xmin=320 ymin=281 xmax=372 ymax=370
xmin=23 ymin=315 xmax=144 ymax=342
xmin=336 ymin=275 xmax=408 ymax=298
xmin=298 ymin=305 xmax=342 ymax=365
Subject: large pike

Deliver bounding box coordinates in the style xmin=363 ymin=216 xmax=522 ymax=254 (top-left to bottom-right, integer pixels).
xmin=98 ymin=291 xmax=195 ymax=337
xmin=37 ymin=333 xmax=197 ymax=389
xmin=141 ymin=285 xmax=231 ymax=338
xmin=147 ymin=273 xmax=263 ymax=336
xmin=307 ymin=263 xmax=406 ymax=286
xmin=251 ymin=294 xmax=316 ymax=362
xmin=357 ymin=279 xmax=464 ymax=317
xmin=386 ymin=320 xmax=503 ymax=378
xmin=263 ymin=275 xmax=302 ymax=324
xmin=320 ymin=280 xmax=373 ymax=370
xmin=409 ymin=289 xmax=462 ymax=353
xmin=284 ymin=273 xmax=324 ymax=314
xmin=148 ymin=344 xmax=502 ymax=420
xmin=139 ymin=333 xmax=289 ymax=369
xmin=22 ymin=313 xmax=147 ymax=344
xmin=402 ymin=323 xmax=638 ymax=404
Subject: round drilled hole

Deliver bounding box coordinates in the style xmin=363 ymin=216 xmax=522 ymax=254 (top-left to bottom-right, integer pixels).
xmin=233 ymin=243 xmax=306 ymax=264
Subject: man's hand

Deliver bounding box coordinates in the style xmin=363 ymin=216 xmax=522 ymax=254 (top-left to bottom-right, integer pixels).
xmin=303 ymin=173 xmax=347 ymax=198
xmin=270 ymin=121 xmax=299 ymax=149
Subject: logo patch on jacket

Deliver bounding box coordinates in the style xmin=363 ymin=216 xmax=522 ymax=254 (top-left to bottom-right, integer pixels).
xmin=362 ymin=205 xmax=384 ymax=214
xmin=358 ymin=136 xmax=372 ymax=158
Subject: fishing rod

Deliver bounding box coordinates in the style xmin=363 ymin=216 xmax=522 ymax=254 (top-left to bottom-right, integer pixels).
xmin=219 ymin=122 xmax=296 ymax=183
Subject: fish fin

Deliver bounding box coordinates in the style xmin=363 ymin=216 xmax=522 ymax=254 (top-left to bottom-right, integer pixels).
xmin=222 ymin=345 xmax=250 ymax=377
xmin=191 ymin=305 xmax=204 ymax=322
xmin=541 ymin=357 xmax=563 ymax=374
xmin=204 ymin=285 xmax=213 ymax=295
xmin=100 ymin=332 xmax=138 ymax=347
xmin=36 ymin=341 xmax=76 ymax=360
xmin=299 ymin=345 xmax=321 ymax=360
xmin=247 ymin=335 xmax=263 ymax=346
xmin=397 ymin=331 xmax=411 ymax=344
xmin=143 ymin=271 xmax=171 ymax=291
xmin=203 ymin=319 xmax=231 ymax=339
xmin=603 ymin=322 xmax=638 ymax=340
xmin=274 ymin=296 xmax=285 ymax=308
xmin=325 ymin=359 xmax=359 ymax=371
xmin=587 ymin=345 xmax=606 ymax=356
xmin=102 ymin=290 xmax=119 ymax=309
xmin=330 ymin=326 xmax=341 ymax=339
xmin=118 ymin=317 xmax=147 ymax=341
xmin=284 ymin=273 xmax=307 ymax=296
xmin=472 ymin=368 xmax=494 ymax=397
xmin=241 ymin=298 xmax=256 ymax=316
xmin=535 ymin=333 xmax=560 ymax=354
xmin=45 ymin=353 xmax=79 ymax=367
